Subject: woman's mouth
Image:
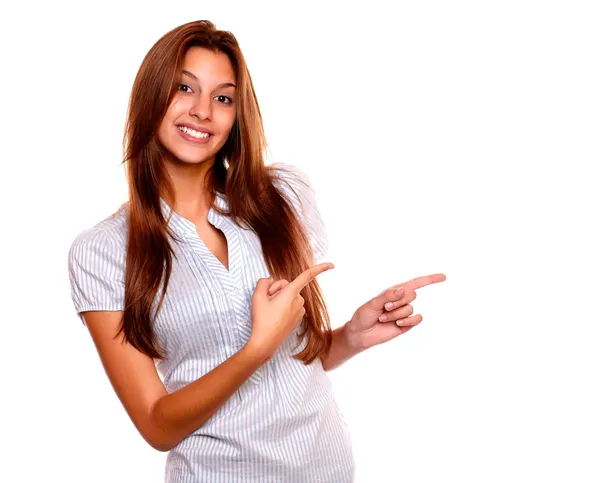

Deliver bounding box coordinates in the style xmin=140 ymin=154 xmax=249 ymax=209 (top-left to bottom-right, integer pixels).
xmin=176 ymin=125 xmax=213 ymax=144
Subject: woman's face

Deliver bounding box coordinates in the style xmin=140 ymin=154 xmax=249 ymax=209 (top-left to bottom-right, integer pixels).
xmin=157 ymin=47 xmax=237 ymax=166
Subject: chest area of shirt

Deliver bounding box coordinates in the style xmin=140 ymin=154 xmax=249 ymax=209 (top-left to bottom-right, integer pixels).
xmin=161 ymin=219 xmax=270 ymax=315
xmin=153 ymin=223 xmax=274 ymax=364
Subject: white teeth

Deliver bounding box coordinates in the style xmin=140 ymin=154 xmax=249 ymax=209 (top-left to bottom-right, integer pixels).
xmin=178 ymin=126 xmax=210 ymax=138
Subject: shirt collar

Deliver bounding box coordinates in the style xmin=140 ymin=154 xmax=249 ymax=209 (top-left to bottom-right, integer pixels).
xmin=159 ymin=193 xmax=229 ymax=240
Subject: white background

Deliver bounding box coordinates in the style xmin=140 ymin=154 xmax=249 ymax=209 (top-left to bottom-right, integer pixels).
xmin=2 ymin=1 xmax=599 ymax=482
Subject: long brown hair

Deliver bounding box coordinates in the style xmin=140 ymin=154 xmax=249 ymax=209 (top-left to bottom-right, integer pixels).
xmin=117 ymin=20 xmax=332 ymax=365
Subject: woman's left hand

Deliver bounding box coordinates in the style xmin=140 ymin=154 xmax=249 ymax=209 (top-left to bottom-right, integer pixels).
xmin=344 ymin=273 xmax=447 ymax=352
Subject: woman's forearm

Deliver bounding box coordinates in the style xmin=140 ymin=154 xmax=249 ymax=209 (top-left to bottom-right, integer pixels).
xmin=320 ymin=323 xmax=362 ymax=372
xmin=149 ymin=341 xmax=270 ymax=452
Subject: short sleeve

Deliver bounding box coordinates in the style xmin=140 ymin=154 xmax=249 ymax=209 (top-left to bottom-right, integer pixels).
xmin=272 ymin=162 xmax=329 ymax=264
xmin=67 ymin=227 xmax=126 ymax=325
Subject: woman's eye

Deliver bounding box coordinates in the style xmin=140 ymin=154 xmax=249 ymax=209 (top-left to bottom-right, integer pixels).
xmin=178 ymin=85 xmax=231 ymax=104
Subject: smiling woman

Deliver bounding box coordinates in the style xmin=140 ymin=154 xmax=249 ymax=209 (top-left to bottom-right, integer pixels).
xmin=157 ymin=50 xmax=237 ymax=156
xmin=67 ymin=19 xmax=355 ymax=483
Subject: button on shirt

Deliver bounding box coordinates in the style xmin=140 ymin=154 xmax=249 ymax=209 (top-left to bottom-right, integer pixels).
xmin=67 ymin=163 xmax=356 ymax=482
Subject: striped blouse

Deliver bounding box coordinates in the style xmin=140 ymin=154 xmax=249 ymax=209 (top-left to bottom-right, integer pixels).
xmin=67 ymin=162 xmax=356 ymax=482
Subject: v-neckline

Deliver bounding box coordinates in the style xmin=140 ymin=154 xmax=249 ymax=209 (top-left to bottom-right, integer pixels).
xmin=189 ymin=204 xmax=229 ymax=273
xmin=205 ymin=204 xmax=232 ymax=274
xmin=204 ymin=226 xmax=230 ymax=273
xmin=160 ymin=194 xmax=234 ymax=275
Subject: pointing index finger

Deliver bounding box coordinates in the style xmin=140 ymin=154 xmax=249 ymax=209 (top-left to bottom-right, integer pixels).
xmin=401 ymin=273 xmax=447 ymax=292
xmin=286 ymin=263 xmax=334 ymax=294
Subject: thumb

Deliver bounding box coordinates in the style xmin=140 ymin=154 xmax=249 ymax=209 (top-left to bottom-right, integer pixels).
xmin=257 ymin=277 xmax=274 ymax=293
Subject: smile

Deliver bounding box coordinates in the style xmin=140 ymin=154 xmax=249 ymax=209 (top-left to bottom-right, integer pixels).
xmin=176 ymin=126 xmax=212 ymax=144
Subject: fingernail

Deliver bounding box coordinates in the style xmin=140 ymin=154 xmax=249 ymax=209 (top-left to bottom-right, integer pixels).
xmin=385 ymin=302 xmax=394 ymax=310
xmin=395 ymin=288 xmax=404 ymax=295
xmin=379 ymin=314 xmax=388 ymax=322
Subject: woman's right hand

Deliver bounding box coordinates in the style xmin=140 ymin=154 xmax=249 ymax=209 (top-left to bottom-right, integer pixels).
xmin=248 ymin=262 xmax=335 ymax=361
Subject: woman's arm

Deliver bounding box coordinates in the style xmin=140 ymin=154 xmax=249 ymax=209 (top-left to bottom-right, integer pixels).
xmin=320 ymin=323 xmax=363 ymax=372
xmin=83 ymin=310 xmax=270 ymax=452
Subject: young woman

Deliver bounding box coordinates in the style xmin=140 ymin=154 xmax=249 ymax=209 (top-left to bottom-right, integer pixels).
xmin=67 ymin=20 xmax=446 ymax=482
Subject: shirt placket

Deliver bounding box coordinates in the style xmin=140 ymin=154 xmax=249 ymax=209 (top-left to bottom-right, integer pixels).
xmin=208 ymin=201 xmax=265 ymax=385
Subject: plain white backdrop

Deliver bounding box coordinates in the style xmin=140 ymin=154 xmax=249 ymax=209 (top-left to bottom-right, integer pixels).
xmin=2 ymin=1 xmax=599 ymax=482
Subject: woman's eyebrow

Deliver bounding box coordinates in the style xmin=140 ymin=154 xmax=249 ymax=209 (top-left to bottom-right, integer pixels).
xmin=182 ymin=70 xmax=236 ymax=89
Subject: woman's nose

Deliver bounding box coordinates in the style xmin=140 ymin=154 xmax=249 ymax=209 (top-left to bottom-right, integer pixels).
xmin=190 ymin=95 xmax=212 ymax=120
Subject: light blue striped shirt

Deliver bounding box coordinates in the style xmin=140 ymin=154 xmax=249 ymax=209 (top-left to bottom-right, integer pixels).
xmin=67 ymin=163 xmax=355 ymax=482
